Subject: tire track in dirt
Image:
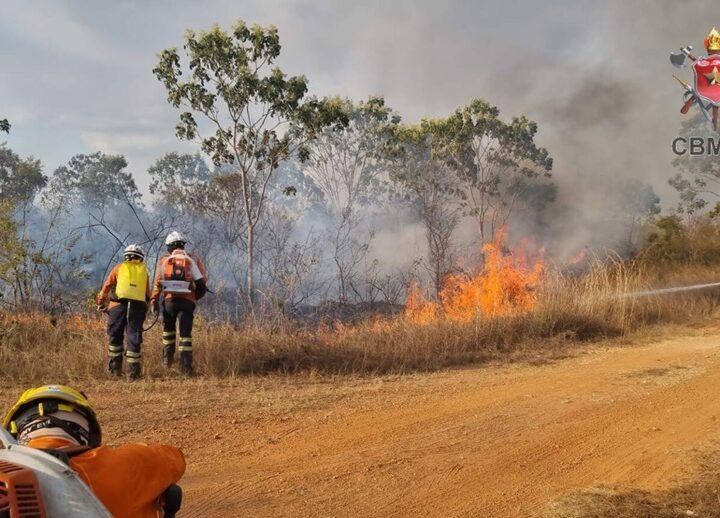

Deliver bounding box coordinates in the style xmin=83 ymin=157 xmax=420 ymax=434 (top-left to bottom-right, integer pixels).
xmin=175 ymin=331 xmax=720 ymax=517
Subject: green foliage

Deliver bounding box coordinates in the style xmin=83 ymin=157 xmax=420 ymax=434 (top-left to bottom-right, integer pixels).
xmin=438 ymin=98 xmax=553 ymax=180
xmin=391 ymin=118 xmax=452 ymax=191
xmin=51 ymin=152 xmax=141 ymax=209
xmin=153 ymin=20 xmax=346 ymax=169
xmin=395 ymin=99 xmax=554 ymax=241
xmin=0 ymin=119 xmax=9 ymax=134
xmin=0 ymin=201 xmax=23 ymax=282
xmin=148 ymin=152 xmax=210 ymax=210
xmin=0 ymin=145 xmax=47 ymax=202
xmin=390 ymin=121 xmax=461 ymax=296
xmin=154 ymin=20 xmax=347 ymax=301
xmin=639 ymin=215 xmax=720 ymax=265
xmin=307 ymin=95 xmax=399 ymax=213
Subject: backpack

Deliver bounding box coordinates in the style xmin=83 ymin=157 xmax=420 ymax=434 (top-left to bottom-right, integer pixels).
xmin=0 ymin=429 xmax=113 ymax=517
xmin=164 ymin=254 xmax=193 ymax=283
xmin=115 ymin=262 xmax=148 ymax=302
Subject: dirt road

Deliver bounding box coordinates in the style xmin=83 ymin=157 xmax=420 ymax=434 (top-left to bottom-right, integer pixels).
xmin=6 ymin=328 xmax=720 ymax=516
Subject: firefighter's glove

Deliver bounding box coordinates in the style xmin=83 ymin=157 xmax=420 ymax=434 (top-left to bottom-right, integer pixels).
xmin=150 ymin=300 xmax=159 ymax=316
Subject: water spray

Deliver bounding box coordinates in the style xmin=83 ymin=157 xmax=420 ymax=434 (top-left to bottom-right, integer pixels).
xmin=624 ymin=281 xmax=720 ymax=298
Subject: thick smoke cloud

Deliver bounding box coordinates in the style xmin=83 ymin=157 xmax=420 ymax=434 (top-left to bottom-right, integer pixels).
xmin=2 ymin=0 xmax=717 ymax=273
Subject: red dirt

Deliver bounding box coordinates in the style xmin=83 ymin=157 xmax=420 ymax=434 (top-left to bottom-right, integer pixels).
xmin=4 ymin=328 xmax=720 ymax=516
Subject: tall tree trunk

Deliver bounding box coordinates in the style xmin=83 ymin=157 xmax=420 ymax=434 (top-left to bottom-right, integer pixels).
xmin=247 ymin=226 xmax=255 ymax=307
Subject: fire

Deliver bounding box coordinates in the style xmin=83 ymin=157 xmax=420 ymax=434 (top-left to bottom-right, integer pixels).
xmin=404 ymin=279 xmax=438 ymax=325
xmin=405 ymin=229 xmax=544 ymax=323
xmin=567 ymin=246 xmax=589 ymax=265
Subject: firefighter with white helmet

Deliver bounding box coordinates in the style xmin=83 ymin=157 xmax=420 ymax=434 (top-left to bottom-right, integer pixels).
xmin=150 ymin=231 xmax=208 ymax=375
xmin=96 ymin=244 xmax=150 ymax=380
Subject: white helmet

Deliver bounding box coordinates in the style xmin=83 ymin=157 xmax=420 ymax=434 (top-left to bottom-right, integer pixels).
xmin=165 ymin=231 xmax=187 ymax=246
xmin=123 ymin=244 xmax=145 ymax=261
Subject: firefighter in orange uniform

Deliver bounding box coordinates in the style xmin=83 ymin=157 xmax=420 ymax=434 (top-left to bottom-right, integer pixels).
xmin=150 ymin=231 xmax=208 ymax=375
xmin=96 ymin=244 xmax=150 ymax=380
xmin=2 ymin=385 xmax=185 ymax=518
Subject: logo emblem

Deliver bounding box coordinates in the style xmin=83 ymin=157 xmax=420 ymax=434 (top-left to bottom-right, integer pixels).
xmin=693 ymin=56 xmax=720 ymax=105
xmin=670 ymin=27 xmax=720 ymax=130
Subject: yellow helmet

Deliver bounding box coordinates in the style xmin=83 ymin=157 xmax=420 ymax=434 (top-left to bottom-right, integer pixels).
xmin=2 ymin=385 xmax=102 ymax=447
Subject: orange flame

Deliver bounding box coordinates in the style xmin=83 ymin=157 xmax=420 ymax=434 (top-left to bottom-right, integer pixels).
xmin=404 ymin=279 xmax=439 ymax=325
xmin=405 ymin=229 xmax=544 ymax=323
xmin=567 ymin=247 xmax=589 ymax=265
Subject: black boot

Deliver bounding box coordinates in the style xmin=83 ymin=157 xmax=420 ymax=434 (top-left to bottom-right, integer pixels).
xmin=108 ymin=356 xmax=122 ymax=377
xmin=179 ymin=351 xmax=194 ymax=376
xmin=163 ymin=345 xmax=175 ymax=368
xmin=127 ymin=362 xmax=142 ymax=381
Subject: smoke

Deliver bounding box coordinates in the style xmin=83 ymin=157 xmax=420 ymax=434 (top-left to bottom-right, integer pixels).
xmin=306 ymin=0 xmax=718 ymax=261
xmin=259 ymin=0 xmax=716 ymax=261
xmin=5 ymin=0 xmax=720 ymax=308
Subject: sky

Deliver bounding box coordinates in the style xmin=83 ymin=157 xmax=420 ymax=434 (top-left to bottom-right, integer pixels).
xmin=0 ymin=0 xmax=717 ymax=212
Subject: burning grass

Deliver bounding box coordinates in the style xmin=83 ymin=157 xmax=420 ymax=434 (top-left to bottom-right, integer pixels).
xmin=1 ymin=253 xmax=719 ymax=384
xmin=2 ymin=224 xmax=720 ymax=383
xmin=406 ymin=229 xmax=544 ymax=323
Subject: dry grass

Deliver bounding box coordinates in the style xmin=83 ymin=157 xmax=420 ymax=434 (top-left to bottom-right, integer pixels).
xmin=544 ymin=448 xmax=720 ymax=518
xmin=1 ymin=260 xmax=720 ymax=383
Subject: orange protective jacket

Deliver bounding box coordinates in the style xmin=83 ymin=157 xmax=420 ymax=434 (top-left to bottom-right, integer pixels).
xmin=150 ymin=251 xmax=208 ymax=304
xmin=97 ymin=262 xmax=151 ymax=310
xmin=27 ymin=437 xmax=185 ymax=518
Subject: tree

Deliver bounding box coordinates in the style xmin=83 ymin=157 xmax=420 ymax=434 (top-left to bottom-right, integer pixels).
xmin=614 ymin=179 xmax=661 ymax=254
xmin=392 ymin=121 xmax=459 ymax=298
xmin=669 ymin=112 xmax=717 ymax=214
xmin=51 ymin=152 xmax=141 ymax=210
xmin=0 ymin=194 xmax=93 ymax=312
xmin=149 ymin=152 xmax=211 ymax=208
xmin=507 ymin=180 xmax=557 ymax=238
xmin=255 ymin=207 xmax=326 ymax=311
xmin=304 ymin=96 xmax=398 ymax=300
xmin=0 ymin=145 xmax=47 ymax=202
xmin=154 ymin=20 xmax=346 ymax=304
xmin=435 ymin=99 xmax=553 ymax=242
xmin=306 ymin=97 xmax=397 ymax=213
xmin=0 ymin=119 xmax=9 ymax=134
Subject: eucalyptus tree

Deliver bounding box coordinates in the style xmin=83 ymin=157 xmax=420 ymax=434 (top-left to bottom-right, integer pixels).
xmin=154 ymin=20 xmax=346 ymax=304
xmin=392 ymin=121 xmax=459 ymax=298
xmin=304 ymin=96 xmax=399 ymax=300
xmin=51 ymin=152 xmax=141 ymax=210
xmin=436 ymin=98 xmax=553 ymax=242
xmin=0 ymin=145 xmax=46 ymax=203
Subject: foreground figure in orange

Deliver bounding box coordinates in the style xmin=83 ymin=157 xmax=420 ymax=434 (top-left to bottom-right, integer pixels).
xmin=2 ymin=385 xmax=185 ymax=518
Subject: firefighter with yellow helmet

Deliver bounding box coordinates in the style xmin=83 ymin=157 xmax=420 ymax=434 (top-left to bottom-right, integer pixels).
xmin=96 ymin=244 xmax=150 ymax=380
xmin=3 ymin=384 xmax=185 ymax=517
